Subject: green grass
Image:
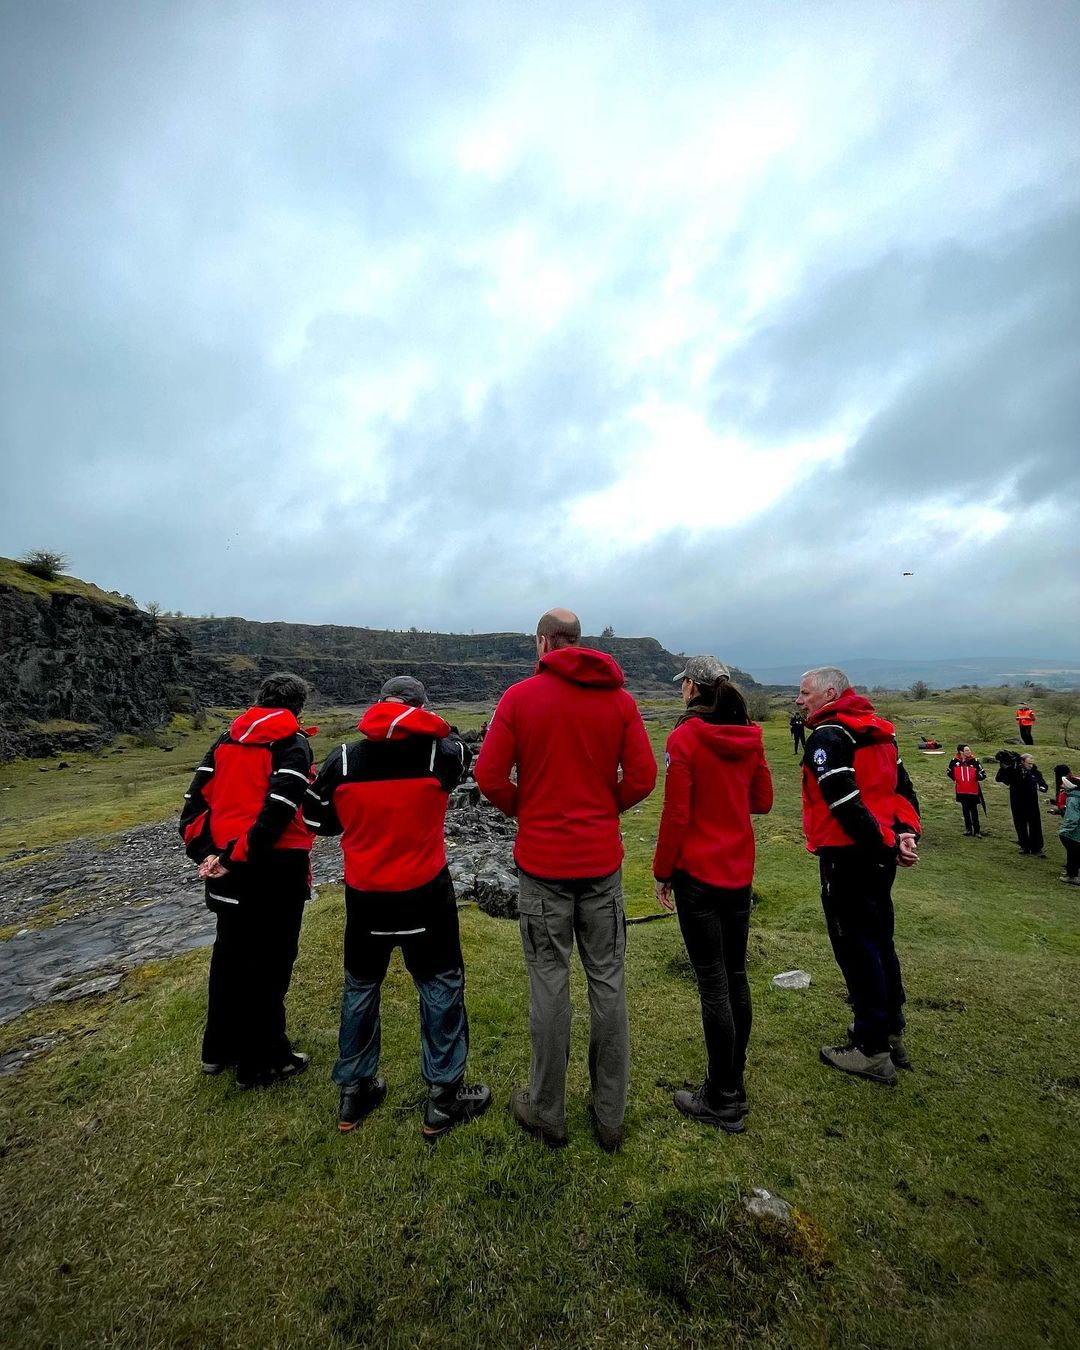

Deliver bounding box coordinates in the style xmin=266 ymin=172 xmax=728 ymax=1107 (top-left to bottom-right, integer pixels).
xmin=0 ymin=556 xmax=139 ymax=606
xmin=1 ymin=697 xmax=1078 ymax=1347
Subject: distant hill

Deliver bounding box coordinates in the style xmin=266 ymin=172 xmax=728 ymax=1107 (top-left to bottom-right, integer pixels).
xmin=175 ymin=616 xmax=760 ymax=706
xmin=748 ymin=656 xmax=1080 ymax=691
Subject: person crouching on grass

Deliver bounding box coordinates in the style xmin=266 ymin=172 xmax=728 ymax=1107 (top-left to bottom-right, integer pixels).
xmin=653 ymin=657 xmax=773 ymax=1132
xmin=304 ymin=676 xmax=491 ymax=1139
xmin=179 ymin=672 xmax=315 ymax=1090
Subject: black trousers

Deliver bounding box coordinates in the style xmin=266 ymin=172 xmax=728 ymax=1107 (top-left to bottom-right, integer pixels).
xmin=959 ymin=795 xmax=981 ymax=834
xmin=819 ymin=851 xmax=904 ymax=1054
xmin=1010 ymin=795 xmax=1044 ymax=853
xmin=1019 ymin=726 xmax=1034 ymax=745
xmin=1063 ymin=838 xmax=1080 ymax=879
xmin=791 ymin=727 xmax=806 ymax=754
xmin=672 ymin=872 xmax=752 ymax=1095
xmin=202 ymin=852 xmax=309 ymax=1074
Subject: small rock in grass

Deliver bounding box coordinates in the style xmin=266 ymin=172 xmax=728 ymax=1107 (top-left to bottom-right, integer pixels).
xmin=743 ymin=1188 xmax=793 ymax=1224
xmin=771 ymin=969 xmax=811 ymax=990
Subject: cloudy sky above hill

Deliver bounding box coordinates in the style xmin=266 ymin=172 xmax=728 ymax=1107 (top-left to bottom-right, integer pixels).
xmin=2 ymin=0 xmax=1078 ymax=671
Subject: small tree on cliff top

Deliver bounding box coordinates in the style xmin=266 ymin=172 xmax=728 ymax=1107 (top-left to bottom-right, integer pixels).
xmin=18 ymin=548 xmax=70 ymax=581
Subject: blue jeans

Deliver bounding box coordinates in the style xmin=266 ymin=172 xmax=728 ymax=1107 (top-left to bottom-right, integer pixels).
xmin=333 ymin=967 xmax=468 ymax=1088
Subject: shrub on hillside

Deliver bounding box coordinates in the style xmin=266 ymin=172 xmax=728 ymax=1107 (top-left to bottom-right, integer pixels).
xmin=745 ymin=689 xmax=771 ymax=722
xmin=908 ymin=680 xmax=931 ymax=701
xmin=18 ymin=548 xmax=70 ymax=581
xmin=962 ymin=700 xmax=1002 ymax=744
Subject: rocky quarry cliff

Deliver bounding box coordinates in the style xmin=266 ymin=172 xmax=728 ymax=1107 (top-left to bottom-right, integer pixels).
xmin=0 ymin=565 xmax=196 ymax=760
xmin=0 ymin=559 xmax=758 ymax=759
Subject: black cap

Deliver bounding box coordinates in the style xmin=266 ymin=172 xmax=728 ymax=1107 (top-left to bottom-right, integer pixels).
xmin=380 ymin=675 xmax=429 ymax=708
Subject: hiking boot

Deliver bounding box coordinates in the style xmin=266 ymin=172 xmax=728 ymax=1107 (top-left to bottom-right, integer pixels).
xmin=820 ymin=1043 xmax=897 ymax=1086
xmin=509 ymin=1087 xmax=567 ymax=1148
xmin=422 ymin=1082 xmax=492 ymax=1139
xmin=236 ymin=1051 xmax=309 ymax=1091
xmin=848 ymin=1023 xmax=911 ymax=1071
xmin=732 ymin=1073 xmax=749 ymax=1118
xmin=338 ymin=1077 xmax=387 ymax=1132
xmin=588 ymin=1104 xmax=624 ymax=1153
xmin=673 ymin=1082 xmax=746 ymax=1133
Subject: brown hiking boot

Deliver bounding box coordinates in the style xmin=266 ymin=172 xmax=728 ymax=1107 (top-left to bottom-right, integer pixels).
xmin=509 ymin=1087 xmax=567 ymax=1148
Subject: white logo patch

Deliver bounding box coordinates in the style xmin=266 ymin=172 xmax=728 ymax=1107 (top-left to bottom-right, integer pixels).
xmin=664 ymin=752 xmax=671 ymax=769
xmin=813 ymin=748 xmax=828 ymax=767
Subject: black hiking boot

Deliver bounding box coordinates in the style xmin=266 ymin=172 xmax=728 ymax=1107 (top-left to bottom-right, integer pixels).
xmin=422 ymin=1082 xmax=492 ymax=1139
xmin=236 ymin=1051 xmax=309 ymax=1091
xmin=673 ymin=1082 xmax=746 ymax=1133
xmin=338 ymin=1076 xmax=387 ymax=1132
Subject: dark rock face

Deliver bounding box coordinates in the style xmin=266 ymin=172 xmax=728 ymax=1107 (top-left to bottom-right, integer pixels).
xmin=445 ymin=783 xmax=520 ymax=919
xmin=0 ymin=584 xmax=196 ymax=760
xmin=174 ymin=616 xmax=755 ymax=707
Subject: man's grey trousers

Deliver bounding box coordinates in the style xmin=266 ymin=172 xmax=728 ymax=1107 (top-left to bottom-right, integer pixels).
xmin=517 ymin=868 xmax=629 ymax=1132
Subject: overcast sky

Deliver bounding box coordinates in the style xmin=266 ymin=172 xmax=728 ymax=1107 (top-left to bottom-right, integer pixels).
xmin=2 ymin=0 xmax=1078 ymax=671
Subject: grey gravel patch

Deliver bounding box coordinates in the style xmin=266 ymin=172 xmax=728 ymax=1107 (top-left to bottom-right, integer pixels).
xmin=0 ymin=1034 xmax=66 ymax=1077
xmin=0 ymin=822 xmax=343 ymax=1025
xmin=53 ymin=973 xmax=124 ymax=1002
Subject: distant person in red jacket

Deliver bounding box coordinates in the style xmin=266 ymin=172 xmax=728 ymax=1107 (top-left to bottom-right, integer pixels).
xmin=653 ymin=656 xmax=773 ymax=1132
xmin=796 ymin=667 xmax=921 ymax=1087
xmin=475 ymin=608 xmax=657 ymax=1151
xmin=305 ymin=676 xmax=491 ymax=1139
xmin=1016 ymin=703 xmax=1036 ymax=745
xmin=947 ymin=744 xmax=987 ymax=837
xmin=179 ymin=672 xmax=315 ymax=1090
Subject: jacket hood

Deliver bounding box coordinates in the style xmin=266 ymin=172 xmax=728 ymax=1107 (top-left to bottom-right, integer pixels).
xmin=538 ymin=646 xmax=625 ymax=688
xmin=228 ymin=706 xmax=311 ymax=744
xmin=359 ymin=701 xmax=451 ymax=741
xmin=682 ymin=719 xmax=764 ymax=761
xmin=806 ymin=688 xmax=895 ymax=740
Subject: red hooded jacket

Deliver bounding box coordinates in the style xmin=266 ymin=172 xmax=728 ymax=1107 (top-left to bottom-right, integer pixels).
xmin=305 ymin=702 xmax=470 ymax=892
xmin=653 ymin=718 xmax=773 ymax=888
xmin=475 ymin=647 xmax=657 ymax=879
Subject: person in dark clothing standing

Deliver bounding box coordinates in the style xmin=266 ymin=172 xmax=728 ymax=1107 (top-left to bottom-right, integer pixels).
xmin=1056 ymin=773 xmax=1080 ymax=884
xmin=947 ymin=744 xmax=987 ymax=837
xmin=653 ymin=656 xmax=773 ymax=1132
xmin=996 ymin=751 xmax=1048 ymax=855
xmin=796 ymin=667 xmax=921 ymax=1087
xmin=305 ymin=676 xmax=491 ymax=1139
xmin=789 ymin=711 xmax=806 ymax=754
xmin=179 ymin=672 xmax=315 ymax=1089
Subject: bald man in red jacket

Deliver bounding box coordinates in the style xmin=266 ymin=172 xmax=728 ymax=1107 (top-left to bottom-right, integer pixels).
xmin=476 ymin=608 xmax=657 ymax=1151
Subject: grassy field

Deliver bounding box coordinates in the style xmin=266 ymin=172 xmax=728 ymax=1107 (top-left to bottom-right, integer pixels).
xmin=1 ymin=693 xmax=1078 ymax=1348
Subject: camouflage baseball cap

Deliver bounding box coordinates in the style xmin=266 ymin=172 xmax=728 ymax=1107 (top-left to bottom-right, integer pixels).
xmin=673 ymin=655 xmax=730 ymax=686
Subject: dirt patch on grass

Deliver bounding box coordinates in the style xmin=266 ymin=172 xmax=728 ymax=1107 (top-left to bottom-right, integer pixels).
xmin=634 ymin=1185 xmax=830 ymax=1335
